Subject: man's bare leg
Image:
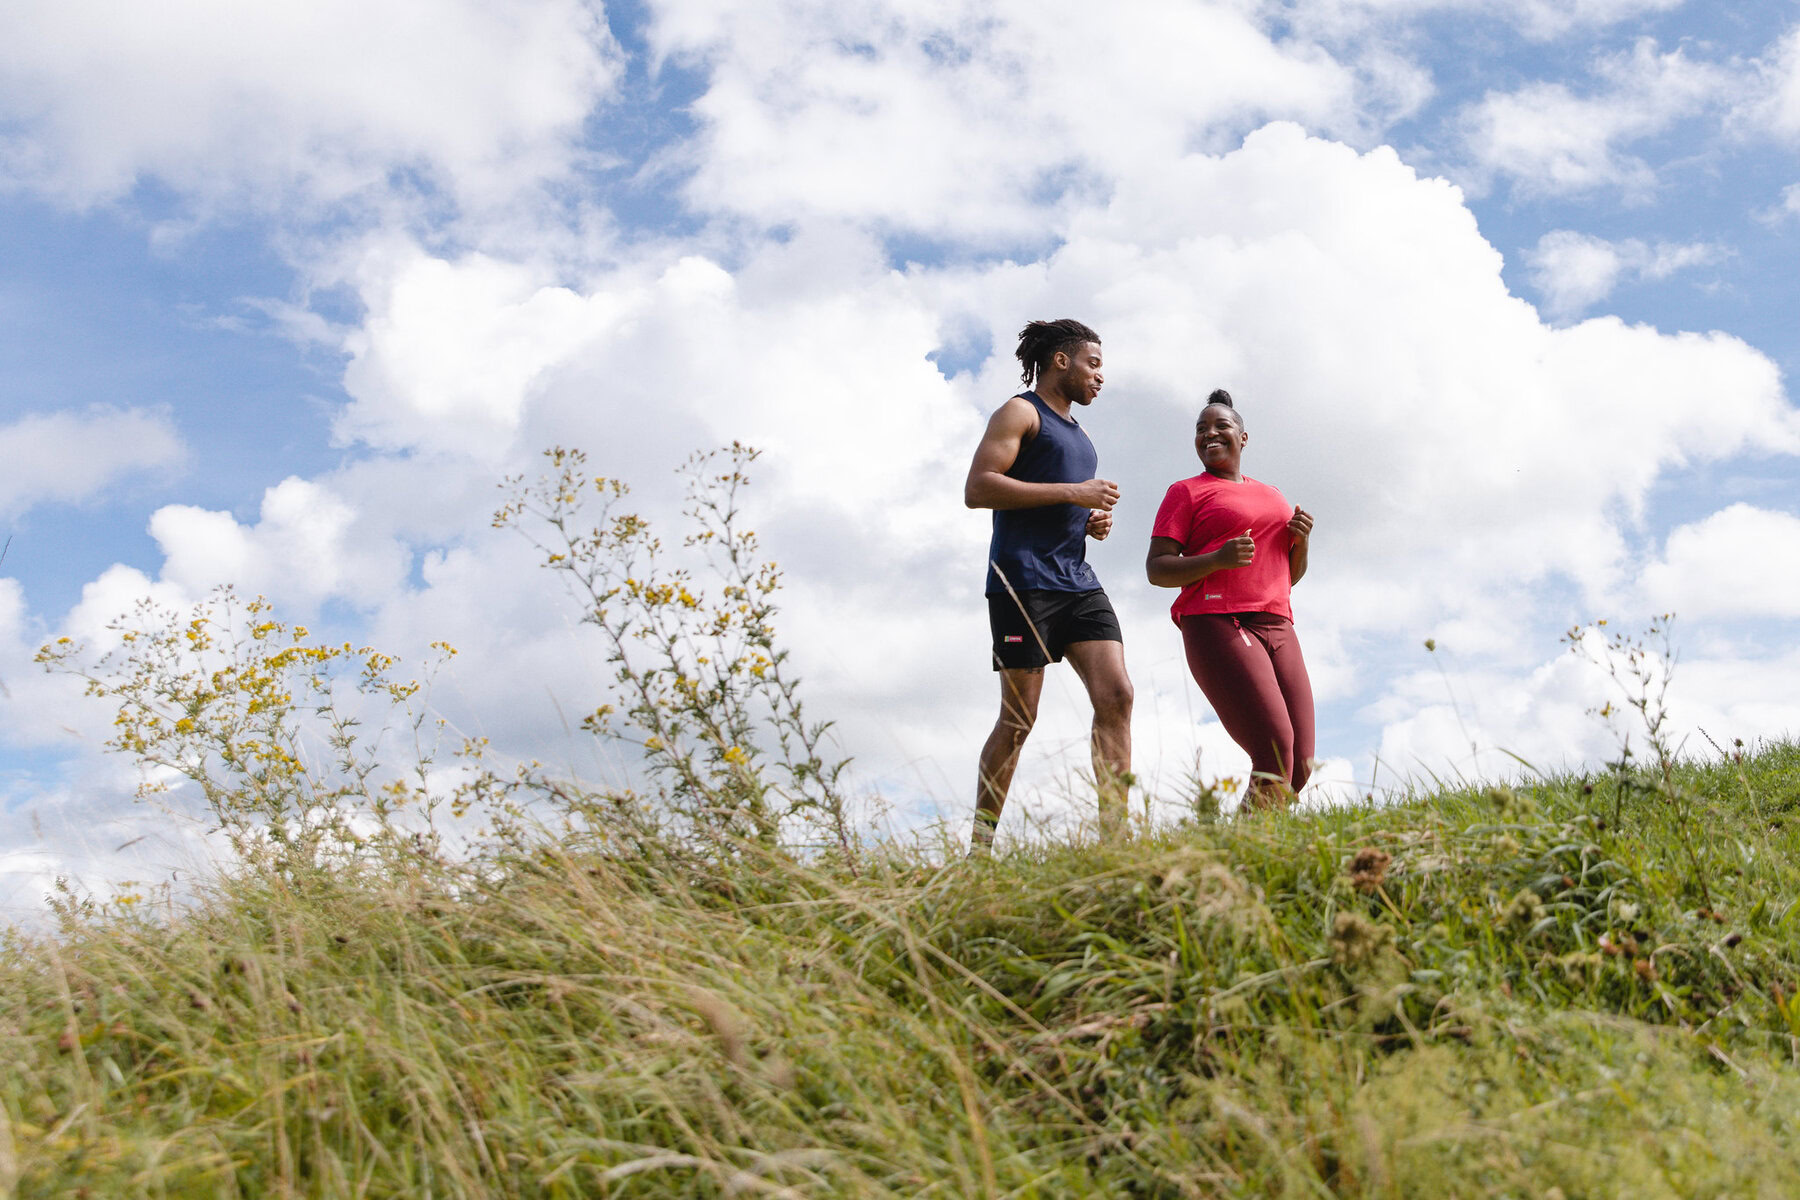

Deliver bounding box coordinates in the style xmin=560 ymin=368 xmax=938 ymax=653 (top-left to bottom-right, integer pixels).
xmin=972 ymin=667 xmax=1045 ymax=850
xmin=1065 ymin=639 xmax=1134 ymax=838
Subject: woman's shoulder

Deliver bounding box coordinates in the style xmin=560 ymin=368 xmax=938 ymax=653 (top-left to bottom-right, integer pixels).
xmin=1159 ymin=473 xmax=1216 ymax=503
xmin=1166 ymin=472 xmax=1219 ymax=491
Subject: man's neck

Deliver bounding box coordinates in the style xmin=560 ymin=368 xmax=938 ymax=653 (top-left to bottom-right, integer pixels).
xmin=1033 ymin=380 xmax=1074 ymax=418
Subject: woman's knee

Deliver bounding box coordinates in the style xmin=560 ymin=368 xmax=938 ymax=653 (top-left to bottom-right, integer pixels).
xmin=1252 ymin=725 xmax=1296 ymax=780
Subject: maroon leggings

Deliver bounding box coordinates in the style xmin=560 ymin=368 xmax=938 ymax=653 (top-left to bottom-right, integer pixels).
xmin=1180 ymin=612 xmax=1315 ymax=792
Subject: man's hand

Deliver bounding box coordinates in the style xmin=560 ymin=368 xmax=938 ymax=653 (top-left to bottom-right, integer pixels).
xmin=1214 ymin=529 xmax=1255 ymax=568
xmin=1070 ymin=478 xmax=1120 ymax=511
xmin=1287 ymin=507 xmax=1313 ymax=543
xmin=1085 ymin=509 xmax=1113 ymax=540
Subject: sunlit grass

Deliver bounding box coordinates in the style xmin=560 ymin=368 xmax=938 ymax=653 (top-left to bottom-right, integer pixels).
xmin=7 ymin=743 xmax=1800 ymax=1197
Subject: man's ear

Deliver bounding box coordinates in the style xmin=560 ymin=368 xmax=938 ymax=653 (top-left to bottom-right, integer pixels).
xmin=1051 ymin=349 xmax=1070 ymax=372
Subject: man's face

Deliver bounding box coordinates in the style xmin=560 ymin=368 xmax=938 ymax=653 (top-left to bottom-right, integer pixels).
xmin=1059 ymin=342 xmax=1104 ymax=405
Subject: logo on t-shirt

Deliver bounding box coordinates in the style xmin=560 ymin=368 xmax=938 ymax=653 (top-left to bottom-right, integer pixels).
xmin=1204 ymin=593 xmax=1222 ymax=600
xmin=1003 ymin=635 xmax=1023 ymax=643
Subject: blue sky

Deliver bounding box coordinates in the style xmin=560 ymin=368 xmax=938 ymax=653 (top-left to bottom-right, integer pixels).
xmin=5 ymin=0 xmax=1800 ymax=911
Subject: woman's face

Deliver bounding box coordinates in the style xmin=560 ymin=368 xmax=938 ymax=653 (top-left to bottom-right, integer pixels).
xmin=1195 ymin=404 xmax=1248 ymax=474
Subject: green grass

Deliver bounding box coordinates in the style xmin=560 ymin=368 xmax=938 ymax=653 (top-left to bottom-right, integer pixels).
xmin=8 ymin=744 xmax=1800 ymax=1197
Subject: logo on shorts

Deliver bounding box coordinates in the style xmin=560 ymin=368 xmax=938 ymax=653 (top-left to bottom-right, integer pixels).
xmin=1003 ymin=635 xmax=1024 ymax=643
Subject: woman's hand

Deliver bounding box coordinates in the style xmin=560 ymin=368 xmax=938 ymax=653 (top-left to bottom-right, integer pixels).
xmin=1287 ymin=507 xmax=1312 ymax=584
xmin=1217 ymin=529 xmax=1255 ymax=567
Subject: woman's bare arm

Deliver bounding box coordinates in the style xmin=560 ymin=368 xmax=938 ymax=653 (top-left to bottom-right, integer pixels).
xmin=1145 ymin=533 xmax=1254 ymax=588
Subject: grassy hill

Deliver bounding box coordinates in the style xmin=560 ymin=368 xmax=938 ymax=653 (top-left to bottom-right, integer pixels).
xmin=7 ymin=742 xmax=1800 ymax=1198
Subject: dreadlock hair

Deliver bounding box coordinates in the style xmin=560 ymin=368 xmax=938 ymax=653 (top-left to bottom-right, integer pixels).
xmin=1198 ymin=387 xmax=1244 ymax=430
xmin=1015 ymin=318 xmax=1100 ymax=385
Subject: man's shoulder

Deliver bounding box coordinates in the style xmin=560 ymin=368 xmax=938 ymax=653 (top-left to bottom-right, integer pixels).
xmin=990 ymin=393 xmax=1041 ymax=432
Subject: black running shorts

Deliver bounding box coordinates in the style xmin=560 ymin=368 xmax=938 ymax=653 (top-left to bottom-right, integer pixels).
xmin=987 ymin=588 xmax=1123 ymax=671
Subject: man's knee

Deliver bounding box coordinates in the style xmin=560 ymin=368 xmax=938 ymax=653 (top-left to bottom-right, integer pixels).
xmin=1094 ymin=678 xmax=1133 ymax=725
xmin=997 ymin=704 xmax=1038 ymax=741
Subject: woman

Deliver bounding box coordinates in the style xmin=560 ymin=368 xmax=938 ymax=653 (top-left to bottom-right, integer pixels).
xmin=1146 ymin=389 xmax=1315 ymax=808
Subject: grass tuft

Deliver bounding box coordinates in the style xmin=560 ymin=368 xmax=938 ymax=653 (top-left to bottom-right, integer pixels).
xmin=9 ymin=746 xmax=1800 ymax=1196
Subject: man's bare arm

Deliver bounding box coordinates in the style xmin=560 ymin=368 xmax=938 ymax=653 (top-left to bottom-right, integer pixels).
xmin=963 ymin=398 xmax=1119 ymax=511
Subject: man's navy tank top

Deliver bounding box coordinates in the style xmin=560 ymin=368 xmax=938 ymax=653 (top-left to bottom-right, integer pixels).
xmin=985 ymin=391 xmax=1102 ymax=596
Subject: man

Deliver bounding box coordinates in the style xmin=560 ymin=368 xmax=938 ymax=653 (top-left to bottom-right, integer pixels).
xmin=963 ymin=318 xmax=1133 ymax=849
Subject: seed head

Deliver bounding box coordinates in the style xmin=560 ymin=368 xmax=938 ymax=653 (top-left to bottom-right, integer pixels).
xmin=1503 ymin=889 xmax=1545 ymax=927
xmin=1345 ymin=848 xmax=1391 ymax=894
xmin=1330 ymin=911 xmax=1392 ymax=968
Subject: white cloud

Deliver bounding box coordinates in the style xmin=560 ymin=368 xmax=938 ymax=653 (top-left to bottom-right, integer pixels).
xmin=1371 ymin=630 xmax=1800 ymax=792
xmin=1639 ymin=504 xmax=1800 ymax=621
xmin=0 ymin=578 xmax=223 ymax=922
xmin=0 ymin=775 xmax=223 ymax=926
xmin=334 ymin=238 xmax=624 ymax=460
xmin=0 ymin=565 xmax=193 ymax=764
xmin=1370 ymin=651 xmax=1614 ymax=784
xmin=1526 ymin=230 xmax=1728 ymax=317
xmin=1772 ymin=182 xmax=1800 ymax=222
xmin=1718 ymin=25 xmax=1800 ymax=173
xmin=1458 ymin=39 xmax=1735 ymax=197
xmin=649 ymin=0 xmax=1379 ymax=241
xmin=1745 ymin=25 xmax=1800 ymax=142
xmin=1283 ymin=0 xmax=1682 ymax=42
xmin=148 ymin=477 xmax=408 ymax=612
xmin=9 ymin=2 xmax=1800 ymax=900
xmin=0 ymin=406 xmax=184 ymax=517
xmin=1044 ymin=126 xmax=1792 ymax=635
xmin=0 ymin=0 xmax=622 ymax=214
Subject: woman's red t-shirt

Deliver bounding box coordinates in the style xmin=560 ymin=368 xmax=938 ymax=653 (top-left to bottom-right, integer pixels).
xmin=1151 ymin=473 xmax=1296 ymax=625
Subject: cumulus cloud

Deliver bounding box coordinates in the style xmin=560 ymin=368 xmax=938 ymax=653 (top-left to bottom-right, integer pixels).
xmin=1525 ymin=230 xmax=1728 ymax=317
xmin=334 ymin=238 xmax=620 ymax=459
xmin=1283 ymin=0 xmax=1682 ymax=42
xmin=649 ymin=0 xmax=1383 ymax=241
xmin=148 ymin=476 xmax=409 ymax=612
xmin=1369 ymin=650 xmax=1614 ymax=783
xmin=0 ymin=406 xmax=184 ymax=518
xmin=1639 ymin=504 xmax=1800 ymax=621
xmin=0 ymin=772 xmax=222 ymax=925
xmin=1457 ymin=39 xmax=1736 ymax=197
xmin=1371 ymin=629 xmax=1800 ymax=793
xmin=1042 ymin=126 xmax=1791 ymax=637
xmin=0 ymin=565 xmax=192 ymax=778
xmin=8 ymin=0 xmax=1800 ymax=896
xmin=1766 ymin=182 xmax=1800 ymax=223
xmin=1746 ymin=25 xmax=1800 ymax=142
xmin=0 ymin=0 xmax=622 ymax=214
